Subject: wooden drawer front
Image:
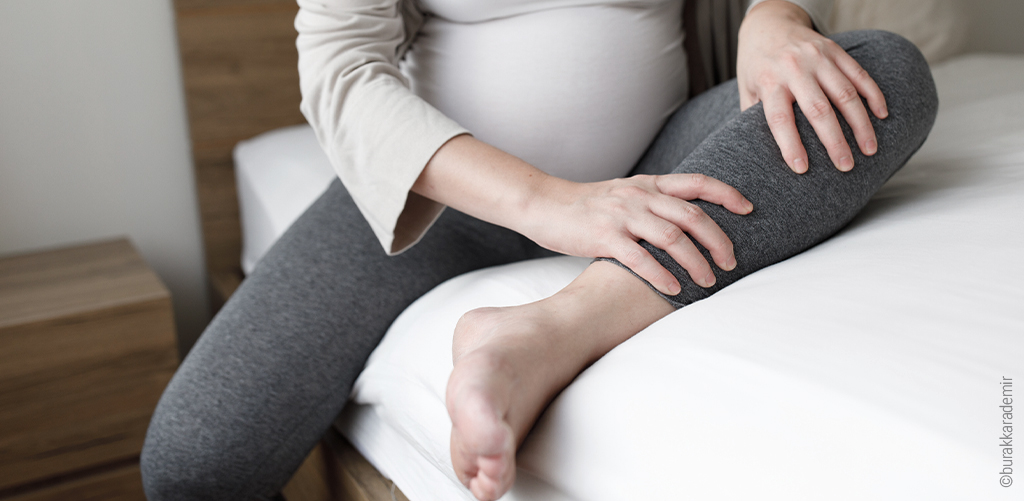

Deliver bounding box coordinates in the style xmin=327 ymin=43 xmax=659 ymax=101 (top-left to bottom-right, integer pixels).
xmin=0 ymin=298 xmax=177 ymax=490
xmin=5 ymin=462 xmax=146 ymax=501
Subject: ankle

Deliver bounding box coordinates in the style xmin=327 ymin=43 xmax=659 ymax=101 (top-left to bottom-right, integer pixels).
xmin=545 ymin=261 xmax=675 ymax=361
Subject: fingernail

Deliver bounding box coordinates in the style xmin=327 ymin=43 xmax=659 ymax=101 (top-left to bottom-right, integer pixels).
xmin=865 ymin=139 xmax=877 ymax=155
xmin=703 ymin=272 xmax=716 ymax=288
xmin=839 ymin=156 xmax=854 ymax=171
xmin=667 ymin=282 xmax=681 ymax=295
xmin=725 ymin=256 xmax=737 ymax=271
xmin=793 ymin=158 xmax=806 ymax=173
xmin=878 ymin=106 xmax=889 ymax=119
xmin=744 ymin=200 xmax=754 ymax=213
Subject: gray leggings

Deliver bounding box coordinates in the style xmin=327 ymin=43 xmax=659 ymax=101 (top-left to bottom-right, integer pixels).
xmin=141 ymin=31 xmax=937 ymax=500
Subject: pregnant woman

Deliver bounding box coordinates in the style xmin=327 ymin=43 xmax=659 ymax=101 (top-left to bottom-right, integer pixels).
xmin=141 ymin=0 xmax=938 ymax=500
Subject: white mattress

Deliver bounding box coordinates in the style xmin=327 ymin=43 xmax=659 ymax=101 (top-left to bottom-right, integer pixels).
xmin=233 ymin=54 xmax=1024 ymax=499
xmin=234 ymin=124 xmax=336 ymax=274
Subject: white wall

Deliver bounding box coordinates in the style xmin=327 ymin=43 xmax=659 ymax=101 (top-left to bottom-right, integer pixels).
xmin=0 ymin=0 xmax=209 ymax=354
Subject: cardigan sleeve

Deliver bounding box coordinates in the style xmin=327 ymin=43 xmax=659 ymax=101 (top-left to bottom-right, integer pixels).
xmin=746 ymin=0 xmax=833 ymax=35
xmin=295 ymin=0 xmax=469 ymax=255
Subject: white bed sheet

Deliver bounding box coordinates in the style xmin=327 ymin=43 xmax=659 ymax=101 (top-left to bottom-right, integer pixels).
xmin=336 ymin=54 xmax=1024 ymax=500
xmin=229 ymin=54 xmax=1024 ymax=500
xmin=234 ymin=124 xmax=335 ymax=274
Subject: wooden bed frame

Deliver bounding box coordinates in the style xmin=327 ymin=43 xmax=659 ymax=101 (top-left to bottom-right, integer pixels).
xmin=172 ymin=1 xmax=404 ymax=499
xmin=173 ymin=0 xmax=300 ymax=309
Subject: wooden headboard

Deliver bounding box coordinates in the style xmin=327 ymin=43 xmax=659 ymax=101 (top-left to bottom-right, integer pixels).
xmin=173 ymin=0 xmax=305 ymax=308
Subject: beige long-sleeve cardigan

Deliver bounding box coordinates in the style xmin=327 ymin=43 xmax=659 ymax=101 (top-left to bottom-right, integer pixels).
xmin=295 ymin=0 xmax=833 ymax=255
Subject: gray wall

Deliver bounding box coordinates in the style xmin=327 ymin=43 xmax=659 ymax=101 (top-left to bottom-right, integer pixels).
xmin=0 ymin=0 xmax=209 ymax=354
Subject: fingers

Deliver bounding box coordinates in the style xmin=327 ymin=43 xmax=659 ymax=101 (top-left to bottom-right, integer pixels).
xmin=612 ymin=240 xmax=682 ymax=295
xmin=748 ymin=39 xmax=889 ymax=174
xmin=655 ymin=174 xmax=754 ymax=215
xmin=602 ymin=175 xmax=752 ymax=294
xmin=648 ymin=197 xmax=736 ymax=272
xmin=762 ymin=90 xmax=810 ymax=173
xmin=833 ymin=49 xmax=888 ymax=120
xmin=816 ymin=59 xmax=877 ymax=158
xmin=789 ymin=72 xmax=858 ymax=172
xmin=739 ymin=86 xmax=759 ymax=112
xmin=627 ymin=213 xmax=714 ymax=289
xmin=794 ymin=48 xmax=891 ymax=170
xmin=622 ymin=200 xmax=739 ymax=291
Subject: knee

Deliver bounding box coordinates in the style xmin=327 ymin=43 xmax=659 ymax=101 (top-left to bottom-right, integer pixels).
xmin=140 ymin=432 xmax=192 ymax=501
xmin=835 ymin=31 xmax=937 ymax=113
xmin=140 ymin=410 xmax=195 ymax=500
xmin=140 ymin=378 xmax=255 ymax=501
xmin=833 ymin=30 xmax=938 ymax=143
xmin=140 ymin=400 xmax=223 ymax=500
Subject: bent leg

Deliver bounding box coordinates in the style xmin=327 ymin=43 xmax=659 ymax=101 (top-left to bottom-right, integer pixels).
xmin=617 ymin=30 xmax=938 ymax=306
xmin=445 ymin=30 xmax=938 ymax=501
xmin=141 ymin=179 xmax=546 ymax=501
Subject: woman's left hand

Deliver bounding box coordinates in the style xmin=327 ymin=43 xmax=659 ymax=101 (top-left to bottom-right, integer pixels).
xmin=737 ymin=0 xmax=888 ymax=174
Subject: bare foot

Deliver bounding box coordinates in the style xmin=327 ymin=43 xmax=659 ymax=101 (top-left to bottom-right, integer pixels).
xmin=446 ymin=261 xmax=674 ymax=500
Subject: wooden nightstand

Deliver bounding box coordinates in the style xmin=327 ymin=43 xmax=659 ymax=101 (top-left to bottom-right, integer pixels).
xmin=0 ymin=239 xmax=179 ymax=500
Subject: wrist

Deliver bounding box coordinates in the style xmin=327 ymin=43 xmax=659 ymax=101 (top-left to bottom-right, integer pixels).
xmin=744 ymin=1 xmax=813 ymax=31
xmin=515 ymin=173 xmax=576 ymax=240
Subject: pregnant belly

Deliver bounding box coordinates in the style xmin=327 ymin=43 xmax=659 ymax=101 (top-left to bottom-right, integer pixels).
xmin=401 ymin=2 xmax=688 ymax=183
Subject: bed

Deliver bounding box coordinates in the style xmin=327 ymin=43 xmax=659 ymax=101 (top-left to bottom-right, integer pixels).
xmin=172 ymin=1 xmax=1023 ymax=499
xmin=232 ymin=53 xmax=1024 ymax=500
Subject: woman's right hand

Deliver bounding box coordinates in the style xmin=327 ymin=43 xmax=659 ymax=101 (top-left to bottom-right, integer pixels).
xmin=519 ymin=174 xmax=753 ymax=295
xmin=414 ymin=135 xmax=752 ymax=295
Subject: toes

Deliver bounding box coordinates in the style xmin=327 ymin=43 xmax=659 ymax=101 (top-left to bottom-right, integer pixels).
xmin=474 ymin=424 xmax=514 ymax=482
xmin=451 ymin=421 xmax=517 ymax=500
xmin=451 ymin=432 xmax=477 ymax=487
xmin=450 ymin=419 xmax=509 ymax=480
xmin=446 ymin=357 xmax=514 ymax=455
xmin=469 ymin=473 xmax=502 ymax=501
xmin=447 ymin=309 xmax=537 ymax=500
xmin=467 ymin=446 xmax=516 ymax=501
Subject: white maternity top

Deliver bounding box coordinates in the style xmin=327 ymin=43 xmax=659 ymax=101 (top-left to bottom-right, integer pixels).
xmin=295 ymin=0 xmax=832 ymax=254
xmin=402 ymin=0 xmax=687 ymax=183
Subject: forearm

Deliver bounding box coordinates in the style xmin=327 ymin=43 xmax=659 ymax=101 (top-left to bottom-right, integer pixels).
xmin=412 ymin=134 xmax=570 ymax=238
xmin=296 ymin=0 xmax=470 ymax=254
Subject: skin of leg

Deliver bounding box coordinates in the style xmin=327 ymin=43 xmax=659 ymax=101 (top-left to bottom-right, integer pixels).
xmin=140 ymin=179 xmax=551 ymax=501
xmin=446 ymin=30 xmax=938 ymax=501
xmin=447 ymin=261 xmax=672 ymax=500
